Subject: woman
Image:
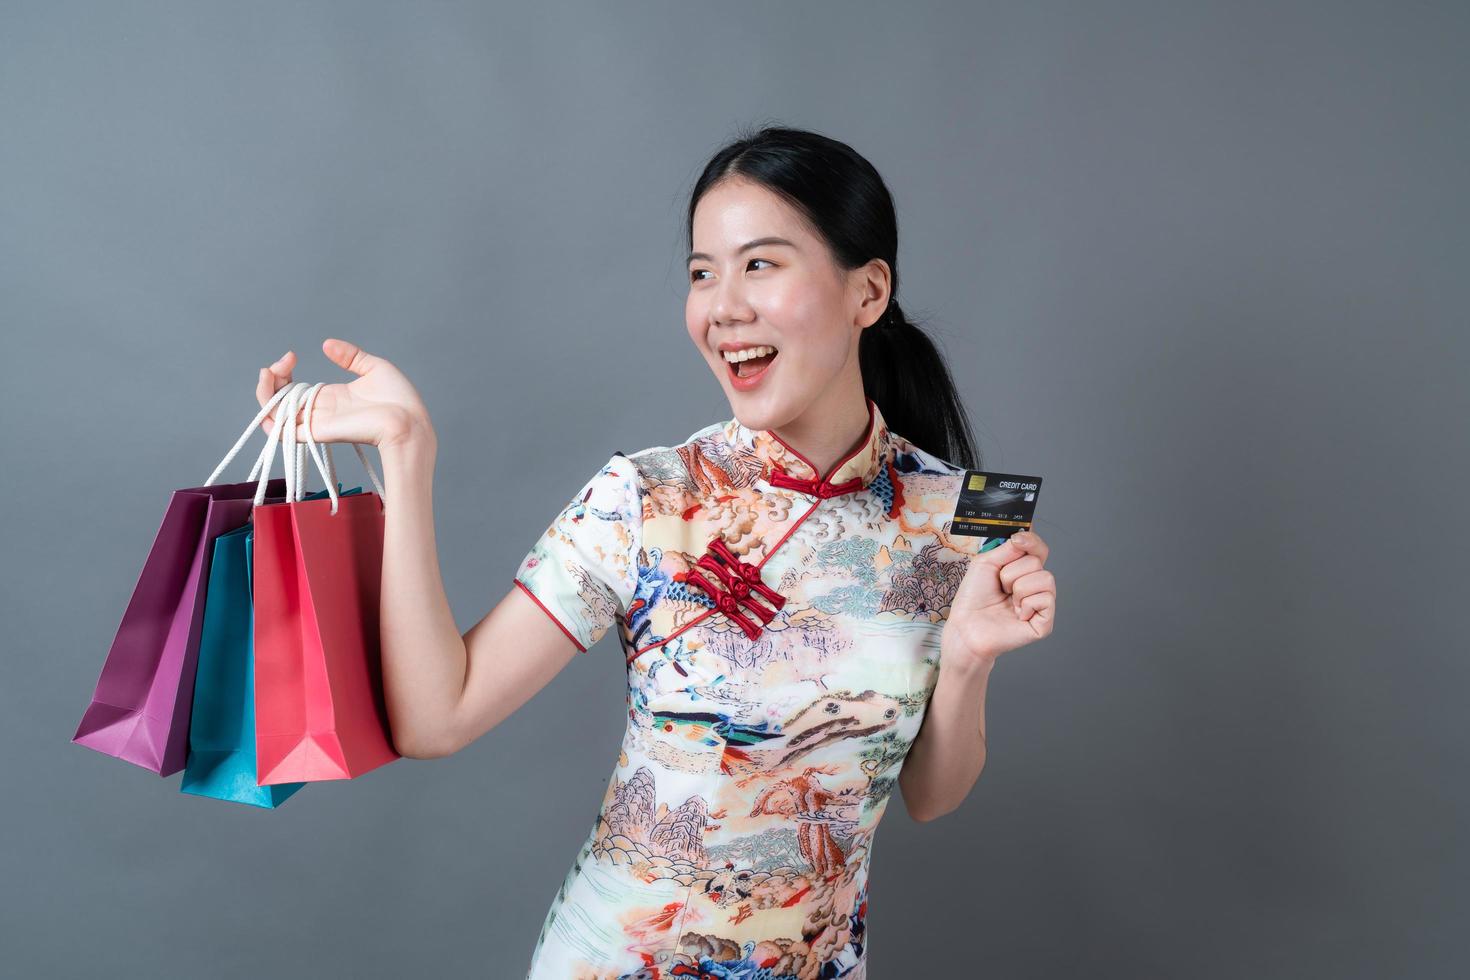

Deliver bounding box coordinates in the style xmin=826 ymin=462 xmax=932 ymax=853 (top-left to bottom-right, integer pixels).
xmin=255 ymin=126 xmax=1057 ymax=978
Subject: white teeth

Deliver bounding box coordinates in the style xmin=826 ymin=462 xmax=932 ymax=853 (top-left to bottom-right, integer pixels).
xmin=721 ymin=345 xmax=778 ymax=362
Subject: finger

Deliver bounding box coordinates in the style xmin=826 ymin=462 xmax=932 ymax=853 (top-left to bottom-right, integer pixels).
xmin=256 ymin=352 xmax=295 ymax=432
xmin=1016 ymin=590 xmax=1054 ymax=624
xmin=1012 ymin=529 xmax=1048 ymax=564
xmin=256 ymin=362 xmax=291 ymax=401
xmin=975 ymin=535 xmax=1026 ymax=569
xmin=322 ymin=338 xmax=381 ymax=376
xmin=999 ymin=554 xmax=1044 ymax=595
xmin=1009 ymin=569 xmax=1056 ymax=607
xmin=266 ymin=351 xmax=296 ymax=388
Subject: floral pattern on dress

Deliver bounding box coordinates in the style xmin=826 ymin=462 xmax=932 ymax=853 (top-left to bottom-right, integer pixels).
xmin=514 ymin=398 xmax=988 ymax=978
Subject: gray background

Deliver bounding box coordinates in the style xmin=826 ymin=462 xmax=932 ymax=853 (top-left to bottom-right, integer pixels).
xmin=2 ymin=1 xmax=1465 ymax=976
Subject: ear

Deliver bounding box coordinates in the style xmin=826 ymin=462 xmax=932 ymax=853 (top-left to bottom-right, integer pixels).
xmin=853 ymin=258 xmax=893 ymax=330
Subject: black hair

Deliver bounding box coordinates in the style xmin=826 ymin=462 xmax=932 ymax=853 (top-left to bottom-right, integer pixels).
xmin=685 ymin=124 xmax=980 ymax=470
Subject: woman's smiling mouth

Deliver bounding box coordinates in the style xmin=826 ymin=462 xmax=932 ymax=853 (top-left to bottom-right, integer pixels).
xmin=721 ymin=343 xmax=779 ymax=389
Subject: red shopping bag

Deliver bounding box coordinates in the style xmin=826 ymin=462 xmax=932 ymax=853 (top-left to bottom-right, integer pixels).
xmin=248 ymin=381 xmax=400 ymax=784
xmin=251 ymin=487 xmax=398 ymax=783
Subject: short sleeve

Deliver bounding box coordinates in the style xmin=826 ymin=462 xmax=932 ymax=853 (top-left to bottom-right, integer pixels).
xmin=513 ymin=453 xmax=645 ymax=653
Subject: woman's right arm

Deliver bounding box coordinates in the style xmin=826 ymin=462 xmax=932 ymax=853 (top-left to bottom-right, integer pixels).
xmin=378 ymin=426 xmax=581 ymax=759
xmin=256 ymin=341 xmax=582 ymax=762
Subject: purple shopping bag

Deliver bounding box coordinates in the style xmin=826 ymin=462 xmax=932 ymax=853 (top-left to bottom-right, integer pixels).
xmin=73 ymin=477 xmax=289 ymax=775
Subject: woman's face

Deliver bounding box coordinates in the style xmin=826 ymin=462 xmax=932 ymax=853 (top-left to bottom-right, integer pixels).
xmin=685 ymin=177 xmax=889 ymax=432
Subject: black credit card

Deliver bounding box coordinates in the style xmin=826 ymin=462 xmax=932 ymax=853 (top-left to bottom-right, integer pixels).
xmin=948 ymin=470 xmax=1043 ymax=547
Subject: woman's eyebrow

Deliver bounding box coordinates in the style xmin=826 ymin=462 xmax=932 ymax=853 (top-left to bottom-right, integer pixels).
xmin=687 ymin=237 xmax=798 ymax=264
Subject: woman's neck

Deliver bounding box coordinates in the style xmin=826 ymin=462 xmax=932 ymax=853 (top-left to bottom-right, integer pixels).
xmin=771 ymin=389 xmax=872 ymax=480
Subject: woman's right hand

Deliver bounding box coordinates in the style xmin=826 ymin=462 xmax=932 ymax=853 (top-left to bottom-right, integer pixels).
xmin=256 ymin=339 xmax=434 ymax=450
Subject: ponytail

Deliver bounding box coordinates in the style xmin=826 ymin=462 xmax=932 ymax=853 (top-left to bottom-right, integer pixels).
xmin=859 ymin=299 xmax=980 ymax=469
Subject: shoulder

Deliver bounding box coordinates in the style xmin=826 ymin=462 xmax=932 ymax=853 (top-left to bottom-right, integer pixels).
xmin=886 ymin=430 xmax=984 ymax=553
xmin=888 ymin=430 xmax=968 ymax=490
xmin=612 ymin=419 xmax=732 ymax=492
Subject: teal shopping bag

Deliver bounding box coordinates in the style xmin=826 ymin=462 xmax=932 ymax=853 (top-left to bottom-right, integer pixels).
xmin=180 ymin=485 xmax=359 ymax=807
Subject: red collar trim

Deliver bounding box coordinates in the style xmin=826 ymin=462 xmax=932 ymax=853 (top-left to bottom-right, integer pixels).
xmin=725 ymin=397 xmax=889 ymax=498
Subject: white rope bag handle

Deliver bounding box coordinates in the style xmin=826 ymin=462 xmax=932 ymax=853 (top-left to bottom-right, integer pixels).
xmin=204 ymin=381 xmax=387 ymax=515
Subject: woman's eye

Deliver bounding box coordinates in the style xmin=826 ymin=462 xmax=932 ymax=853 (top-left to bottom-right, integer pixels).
xmin=690 ymin=259 xmax=771 ymax=283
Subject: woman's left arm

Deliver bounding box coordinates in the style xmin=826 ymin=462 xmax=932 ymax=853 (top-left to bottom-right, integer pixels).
xmin=898 ymin=530 xmax=1056 ymax=822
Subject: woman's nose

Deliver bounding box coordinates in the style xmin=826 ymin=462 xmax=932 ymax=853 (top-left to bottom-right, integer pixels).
xmin=710 ymin=284 xmax=752 ymax=326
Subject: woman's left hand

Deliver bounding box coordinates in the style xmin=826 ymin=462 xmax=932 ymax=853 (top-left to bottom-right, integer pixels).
xmin=942 ymin=530 xmax=1056 ymax=667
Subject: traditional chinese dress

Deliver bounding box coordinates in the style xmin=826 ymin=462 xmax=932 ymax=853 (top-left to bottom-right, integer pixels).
xmin=513 ymin=397 xmax=985 ymax=979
